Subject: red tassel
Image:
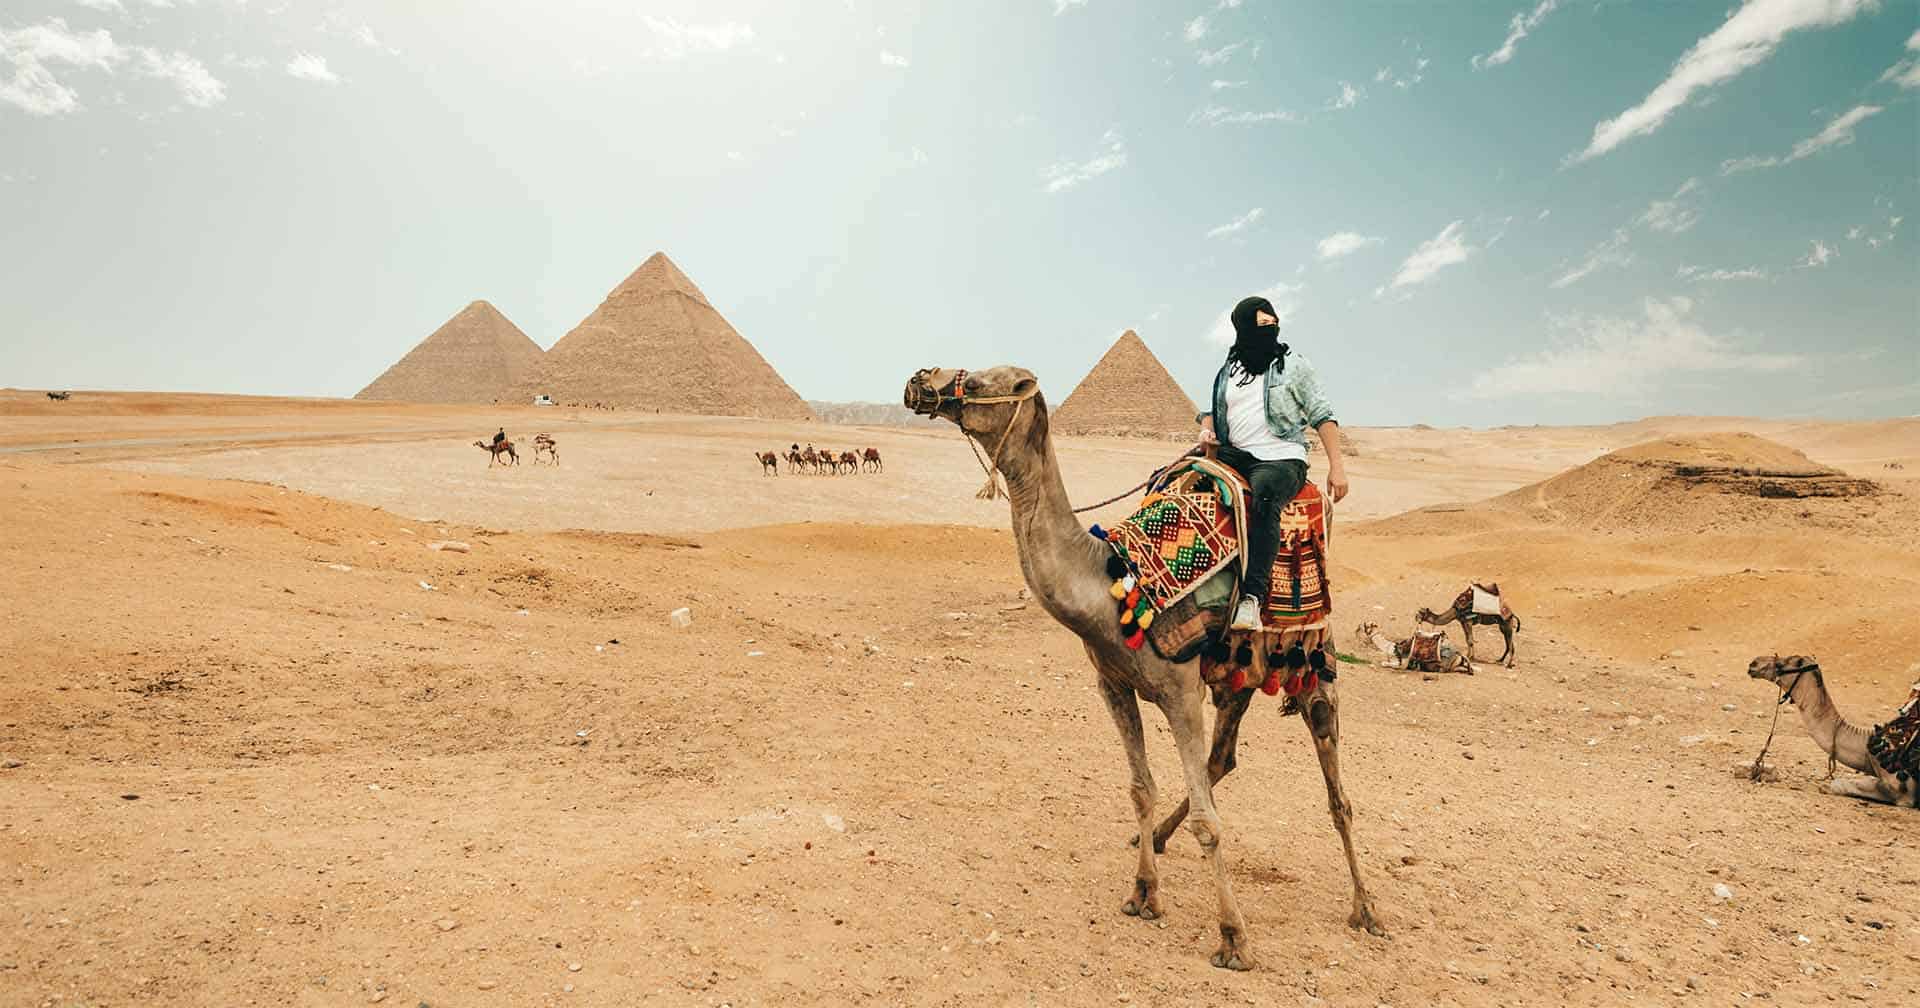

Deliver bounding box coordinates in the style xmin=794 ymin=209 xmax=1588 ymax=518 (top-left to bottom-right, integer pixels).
xmin=1125 ymin=629 xmax=1146 ymax=650
xmin=1227 ymin=667 xmax=1248 ymax=692
xmin=1261 ymin=670 xmax=1282 ymax=696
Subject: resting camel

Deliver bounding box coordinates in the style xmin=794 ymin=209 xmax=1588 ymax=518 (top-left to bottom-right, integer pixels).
xmin=1416 ymin=584 xmax=1520 ymax=667
xmin=904 ymin=366 xmax=1381 ymax=971
xmin=533 ymin=434 xmax=559 ymax=466
xmin=863 ymin=447 xmax=884 ymax=473
xmin=1747 ymin=655 xmax=1919 ymax=808
xmin=755 ymin=451 xmax=780 ymax=475
xmin=474 ymin=439 xmax=518 ymax=466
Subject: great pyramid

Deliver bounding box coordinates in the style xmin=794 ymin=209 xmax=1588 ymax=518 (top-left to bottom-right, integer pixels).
xmin=1050 ymin=330 xmax=1197 ymax=438
xmin=355 ymin=300 xmax=545 ymax=404
xmin=507 ymin=253 xmax=814 ymax=420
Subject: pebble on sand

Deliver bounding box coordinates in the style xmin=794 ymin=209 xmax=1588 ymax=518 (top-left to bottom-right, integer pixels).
xmin=428 ymin=540 xmax=471 ymax=553
xmin=669 ymin=607 xmax=693 ymax=629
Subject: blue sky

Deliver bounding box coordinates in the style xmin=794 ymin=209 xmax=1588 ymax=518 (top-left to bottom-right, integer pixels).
xmin=2 ymin=0 xmax=1915 ymax=426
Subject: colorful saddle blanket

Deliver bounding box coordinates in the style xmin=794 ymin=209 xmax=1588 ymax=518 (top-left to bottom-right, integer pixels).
xmin=1099 ymin=458 xmax=1331 ymax=661
xmin=1867 ymin=684 xmax=1920 ymax=784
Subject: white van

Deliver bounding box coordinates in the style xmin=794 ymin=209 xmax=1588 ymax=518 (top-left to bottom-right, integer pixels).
xmin=532 ymin=394 xmax=554 ymax=407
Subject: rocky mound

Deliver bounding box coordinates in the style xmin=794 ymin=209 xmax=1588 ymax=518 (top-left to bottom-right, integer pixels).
xmin=809 ymin=401 xmax=921 ymax=427
xmin=1050 ymin=331 xmax=1197 ymax=439
xmin=1491 ymin=433 xmax=1883 ymax=536
xmin=508 ymin=253 xmax=814 ymax=420
xmin=355 ymin=301 xmax=544 ymax=404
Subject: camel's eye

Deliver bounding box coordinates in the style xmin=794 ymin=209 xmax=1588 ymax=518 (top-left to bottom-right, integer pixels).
xmin=963 ymin=376 xmax=983 ymax=392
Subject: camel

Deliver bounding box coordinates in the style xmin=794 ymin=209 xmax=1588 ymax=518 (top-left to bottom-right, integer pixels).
xmin=474 ymin=439 xmax=518 ymax=466
xmin=532 ymin=434 xmax=559 ymax=466
xmin=46 ymin=391 xmax=71 ymax=401
xmin=1354 ymin=622 xmax=1400 ymax=660
xmin=785 ymin=445 xmax=805 ymax=474
xmin=838 ymin=450 xmax=860 ymax=474
xmin=1416 ymin=584 xmax=1520 ymax=668
xmin=863 ymin=448 xmax=884 ymax=473
xmin=904 ymin=365 xmax=1382 ymax=970
xmin=755 ymin=451 xmax=780 ymax=475
xmin=1747 ymin=655 xmax=1919 ymax=808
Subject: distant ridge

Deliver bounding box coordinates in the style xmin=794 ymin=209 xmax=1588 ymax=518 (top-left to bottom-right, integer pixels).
xmin=1050 ymin=330 xmax=1196 ymax=438
xmin=508 ymin=253 xmax=814 ymax=420
xmin=809 ymin=401 xmax=922 ymax=427
xmin=355 ymin=301 xmax=544 ymax=404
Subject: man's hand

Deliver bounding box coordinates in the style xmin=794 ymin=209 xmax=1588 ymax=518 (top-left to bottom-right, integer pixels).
xmin=1326 ymin=466 xmax=1350 ymax=504
xmin=1198 ymin=417 xmax=1219 ymax=447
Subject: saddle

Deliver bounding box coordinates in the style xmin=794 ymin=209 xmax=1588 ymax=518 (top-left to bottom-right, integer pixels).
xmin=1867 ymin=684 xmax=1920 ymax=785
xmin=1096 ymin=458 xmax=1331 ymax=664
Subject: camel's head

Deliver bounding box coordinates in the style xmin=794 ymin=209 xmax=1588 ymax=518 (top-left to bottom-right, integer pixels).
xmin=1748 ymin=654 xmax=1822 ymax=694
xmin=1414 ymin=607 xmax=1438 ymax=623
xmin=904 ymin=366 xmax=1043 ymax=442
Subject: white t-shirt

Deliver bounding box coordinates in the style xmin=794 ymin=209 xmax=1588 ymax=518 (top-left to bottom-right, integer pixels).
xmin=1222 ymin=372 xmax=1307 ymax=462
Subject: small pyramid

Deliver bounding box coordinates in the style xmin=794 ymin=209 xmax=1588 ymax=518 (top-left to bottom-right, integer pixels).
xmin=1051 ymin=330 xmax=1198 ymax=438
xmin=355 ymin=301 xmax=545 ymax=404
xmin=507 ymin=252 xmax=814 ymax=419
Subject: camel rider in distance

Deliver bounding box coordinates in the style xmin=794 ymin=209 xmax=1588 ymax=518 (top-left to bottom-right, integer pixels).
xmin=1197 ymin=295 xmax=1350 ymax=632
xmin=493 ymin=428 xmax=507 ymax=448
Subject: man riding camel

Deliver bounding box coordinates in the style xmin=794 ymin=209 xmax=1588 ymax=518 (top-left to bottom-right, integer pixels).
xmin=492 ymin=427 xmax=508 ymax=448
xmin=1197 ymin=295 xmax=1349 ymax=632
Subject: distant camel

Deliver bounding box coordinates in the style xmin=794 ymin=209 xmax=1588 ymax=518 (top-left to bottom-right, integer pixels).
xmin=838 ymin=450 xmax=860 ymax=474
xmin=475 ymin=439 xmax=518 ymax=466
xmin=863 ymin=448 xmax=884 ymax=473
xmin=46 ymin=391 xmax=71 ymax=401
xmin=1416 ymin=583 xmax=1520 ymax=668
xmin=799 ymin=447 xmax=822 ymax=473
xmin=785 ymin=445 xmax=805 ymax=473
xmin=756 ymin=451 xmax=780 ymax=475
xmin=532 ymin=434 xmax=559 ymax=466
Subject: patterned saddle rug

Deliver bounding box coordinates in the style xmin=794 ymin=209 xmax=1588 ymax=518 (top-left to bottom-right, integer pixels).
xmin=1867 ymin=683 xmax=1920 ymax=785
xmin=1096 ymin=458 xmax=1331 ymax=663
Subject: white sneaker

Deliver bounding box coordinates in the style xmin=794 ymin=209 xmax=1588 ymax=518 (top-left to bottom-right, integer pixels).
xmin=1230 ymin=595 xmax=1264 ymax=631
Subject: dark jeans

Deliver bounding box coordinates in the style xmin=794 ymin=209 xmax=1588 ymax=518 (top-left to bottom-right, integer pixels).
xmin=1217 ymin=446 xmax=1307 ymax=602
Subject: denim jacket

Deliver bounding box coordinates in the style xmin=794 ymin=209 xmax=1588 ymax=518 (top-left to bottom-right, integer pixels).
xmin=1200 ymin=353 xmax=1337 ymax=455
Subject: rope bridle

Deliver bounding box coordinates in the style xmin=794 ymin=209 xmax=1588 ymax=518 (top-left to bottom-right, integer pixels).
xmin=1750 ymin=658 xmax=1835 ymax=781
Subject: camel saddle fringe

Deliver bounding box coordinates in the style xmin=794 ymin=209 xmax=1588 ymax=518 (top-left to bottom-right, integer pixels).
xmin=1868 ymin=683 xmax=1920 ymax=785
xmin=1093 ymin=458 xmax=1332 ymax=666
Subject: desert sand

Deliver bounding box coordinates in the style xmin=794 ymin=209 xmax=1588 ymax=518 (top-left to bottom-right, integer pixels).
xmin=3 ymin=388 xmax=1918 ymax=1007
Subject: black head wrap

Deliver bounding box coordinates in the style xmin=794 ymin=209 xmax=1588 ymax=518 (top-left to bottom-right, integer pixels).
xmin=1227 ymin=296 xmax=1288 ymax=385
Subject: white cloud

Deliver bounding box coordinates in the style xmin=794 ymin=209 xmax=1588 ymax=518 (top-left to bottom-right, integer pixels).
xmin=74 ymin=0 xmax=124 ymax=10
xmin=1570 ymin=0 xmax=1875 ymax=164
xmin=1387 ymin=220 xmax=1475 ymax=292
xmin=642 ymin=17 xmax=754 ymax=59
xmin=1796 ymin=239 xmax=1835 ymax=268
xmin=1054 ymin=0 xmax=1090 ymax=14
xmin=0 ymin=18 xmax=224 ymax=115
xmin=1207 ymin=282 xmax=1302 ymax=345
xmin=1197 ymin=40 xmax=1249 ymax=66
xmin=1190 ymin=104 xmax=1302 ymax=126
xmin=1551 ymin=229 xmax=1632 ymax=288
xmin=1373 ymin=56 xmax=1428 ymax=90
xmin=1464 ymin=297 xmax=1801 ymax=400
xmin=1184 ymin=16 xmax=1210 ymax=42
xmin=1679 ymin=264 xmax=1768 ymax=281
xmin=1042 ymin=129 xmax=1126 ymax=193
xmin=1472 ymin=0 xmax=1558 ymax=70
xmin=1210 ymin=79 xmax=1245 ymax=90
xmin=879 ymin=49 xmax=909 ymax=67
xmin=1636 ymin=176 xmax=1701 ymax=233
xmin=285 ymin=53 xmax=339 ymax=84
xmin=1846 ymin=225 xmax=1864 ymax=240
xmin=1215 ymin=0 xmax=1243 ymax=8
xmin=1880 ymin=29 xmax=1920 ymax=87
xmin=1537 ymin=208 xmax=1551 ymax=220
xmin=138 ymin=48 xmax=222 ymax=106
xmin=1721 ymin=103 xmax=1884 ymax=175
xmin=1316 ymin=231 xmax=1381 ymax=260
xmin=1328 ymin=80 xmax=1361 ymax=110
xmin=1205 ymin=207 xmax=1264 ymax=239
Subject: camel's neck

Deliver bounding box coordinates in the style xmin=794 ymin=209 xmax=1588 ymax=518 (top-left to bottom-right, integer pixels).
xmin=995 ymin=414 xmax=1120 ymax=640
xmin=1787 ymin=674 xmax=1874 ymax=773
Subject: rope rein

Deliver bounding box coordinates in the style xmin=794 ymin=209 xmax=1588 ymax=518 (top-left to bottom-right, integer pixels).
xmin=1750 ymin=664 xmax=1820 ymax=781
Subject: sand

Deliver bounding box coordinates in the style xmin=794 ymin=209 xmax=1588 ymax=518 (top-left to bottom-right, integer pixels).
xmin=2 ymin=389 xmax=1917 ymax=1007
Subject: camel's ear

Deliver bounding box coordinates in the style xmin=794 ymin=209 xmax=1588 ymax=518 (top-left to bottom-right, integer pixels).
xmin=1013 ymin=377 xmax=1037 ymax=397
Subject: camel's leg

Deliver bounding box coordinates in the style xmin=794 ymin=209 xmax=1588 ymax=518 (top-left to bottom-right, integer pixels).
xmin=1826 ymin=776 xmax=1897 ymax=805
xmin=1162 ymin=685 xmax=1254 ymax=971
xmin=1095 ymin=669 xmax=1162 ymax=922
xmin=1500 ymin=619 xmax=1516 ymax=667
xmin=1301 ymin=685 xmax=1386 ymax=937
xmin=1459 ymin=616 xmax=1476 ymax=663
xmin=1145 ymin=687 xmax=1253 ymax=853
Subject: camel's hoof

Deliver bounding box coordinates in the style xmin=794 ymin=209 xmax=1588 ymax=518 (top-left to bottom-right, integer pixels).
xmin=1121 ymin=879 xmax=1161 ymax=921
xmin=1209 ymin=930 xmax=1255 ymax=971
xmin=1350 ymin=906 xmax=1388 ymax=938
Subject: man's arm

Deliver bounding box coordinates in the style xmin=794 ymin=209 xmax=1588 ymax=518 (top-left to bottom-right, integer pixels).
xmin=1316 ymin=419 xmax=1348 ymax=503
